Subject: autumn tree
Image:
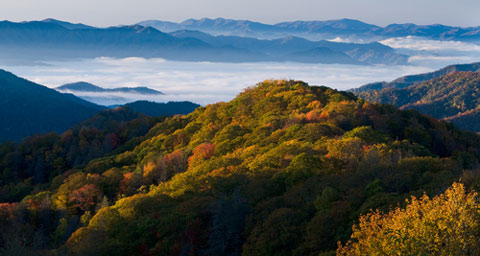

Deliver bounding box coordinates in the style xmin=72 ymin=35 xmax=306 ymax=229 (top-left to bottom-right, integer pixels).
xmin=337 ymin=183 xmax=480 ymax=256
xmin=188 ymin=143 xmax=215 ymax=167
xmin=69 ymin=184 xmax=101 ymax=212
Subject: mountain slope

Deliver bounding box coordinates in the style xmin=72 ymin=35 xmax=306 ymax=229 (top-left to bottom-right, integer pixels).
xmin=61 ymin=80 xmax=480 ymax=255
xmin=0 ymin=69 xmax=105 ymax=142
xmin=0 ymin=100 xmax=200 ymax=202
xmin=0 ymin=106 xmax=163 ymax=202
xmin=357 ymin=71 xmax=480 ymax=131
xmin=169 ymin=30 xmax=407 ymax=65
xmin=284 ymin=47 xmax=358 ymax=64
xmin=141 ymin=17 xmax=284 ymax=37
xmin=41 ymin=18 xmax=94 ymax=30
xmin=352 ymin=62 xmax=480 ymax=93
xmin=2 ymin=80 xmax=478 ymax=254
xmin=180 ymin=17 xmax=281 ymax=37
xmin=275 ymin=18 xmax=380 ymax=34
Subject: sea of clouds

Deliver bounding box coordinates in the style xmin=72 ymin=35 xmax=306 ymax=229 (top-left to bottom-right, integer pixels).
xmin=380 ymin=36 xmax=480 ymax=68
xmin=2 ymin=36 xmax=480 ymax=106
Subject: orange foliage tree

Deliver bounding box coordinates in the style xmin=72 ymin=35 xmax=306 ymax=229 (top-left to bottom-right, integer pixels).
xmin=337 ymin=183 xmax=480 ymax=256
xmin=188 ymin=143 xmax=215 ymax=167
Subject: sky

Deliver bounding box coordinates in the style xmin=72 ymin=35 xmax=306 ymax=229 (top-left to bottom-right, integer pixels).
xmin=0 ymin=0 xmax=479 ymax=27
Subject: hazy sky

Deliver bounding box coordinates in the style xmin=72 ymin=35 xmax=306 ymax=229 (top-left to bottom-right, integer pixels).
xmin=0 ymin=0 xmax=479 ymax=27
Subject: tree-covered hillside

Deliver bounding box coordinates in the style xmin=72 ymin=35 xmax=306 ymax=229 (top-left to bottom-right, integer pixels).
xmin=0 ymin=107 xmax=163 ymax=204
xmin=351 ymin=62 xmax=480 ymax=93
xmin=338 ymin=182 xmax=480 ymax=255
xmin=1 ymin=80 xmax=480 ymax=255
xmin=0 ymin=69 xmax=105 ymax=143
xmin=357 ymin=71 xmax=480 ymax=132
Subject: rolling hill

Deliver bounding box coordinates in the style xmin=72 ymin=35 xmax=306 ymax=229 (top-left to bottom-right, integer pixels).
xmin=1 ymin=79 xmax=479 ymax=255
xmin=0 ymin=69 xmax=105 ymax=142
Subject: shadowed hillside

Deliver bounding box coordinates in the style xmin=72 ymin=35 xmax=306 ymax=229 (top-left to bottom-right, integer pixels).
xmin=124 ymin=101 xmax=200 ymax=116
xmin=0 ymin=69 xmax=104 ymax=142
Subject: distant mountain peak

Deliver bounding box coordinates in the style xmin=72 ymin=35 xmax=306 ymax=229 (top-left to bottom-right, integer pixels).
xmin=56 ymin=82 xmax=164 ymax=95
xmin=57 ymin=82 xmax=103 ymax=92
xmin=41 ymin=18 xmax=66 ymax=23
xmin=40 ymin=18 xmax=93 ymax=30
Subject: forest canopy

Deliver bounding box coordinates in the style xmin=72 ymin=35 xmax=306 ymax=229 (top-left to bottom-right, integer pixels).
xmin=1 ymin=80 xmax=480 ymax=255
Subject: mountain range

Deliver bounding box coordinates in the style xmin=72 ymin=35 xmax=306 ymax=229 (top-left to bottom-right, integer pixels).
xmin=1 ymin=18 xmax=477 ymax=66
xmin=354 ymin=62 xmax=480 ymax=132
xmin=138 ymin=17 xmax=480 ymax=42
xmin=168 ymin=29 xmax=405 ymax=64
xmin=0 ymin=19 xmax=407 ymax=65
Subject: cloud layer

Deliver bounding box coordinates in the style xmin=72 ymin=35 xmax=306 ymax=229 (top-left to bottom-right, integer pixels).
xmin=380 ymin=36 xmax=480 ymax=68
xmin=4 ymin=36 xmax=480 ymax=106
xmin=1 ymin=58 xmax=435 ymax=105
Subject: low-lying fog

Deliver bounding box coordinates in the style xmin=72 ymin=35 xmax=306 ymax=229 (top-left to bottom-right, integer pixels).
xmin=2 ymin=37 xmax=480 ymax=106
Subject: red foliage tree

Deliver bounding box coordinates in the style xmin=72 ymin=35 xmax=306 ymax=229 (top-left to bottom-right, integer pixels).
xmin=69 ymin=184 xmax=101 ymax=212
xmin=188 ymin=143 xmax=215 ymax=167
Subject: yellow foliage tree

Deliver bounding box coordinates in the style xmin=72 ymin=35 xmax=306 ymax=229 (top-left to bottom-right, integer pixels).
xmin=337 ymin=183 xmax=480 ymax=256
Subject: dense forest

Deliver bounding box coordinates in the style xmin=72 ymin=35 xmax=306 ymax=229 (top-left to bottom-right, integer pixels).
xmin=2 ymin=80 xmax=480 ymax=255
xmin=357 ymin=71 xmax=480 ymax=132
xmin=0 ymin=107 xmax=163 ymax=203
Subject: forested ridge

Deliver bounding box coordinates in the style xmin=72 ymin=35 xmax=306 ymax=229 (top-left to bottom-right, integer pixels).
xmin=1 ymin=80 xmax=480 ymax=255
xmin=352 ymin=62 xmax=480 ymax=93
xmin=357 ymin=71 xmax=480 ymax=132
